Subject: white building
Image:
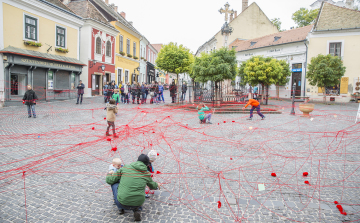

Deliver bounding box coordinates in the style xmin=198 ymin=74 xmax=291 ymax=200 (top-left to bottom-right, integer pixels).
xmin=232 ymin=25 xmax=314 ymax=98
xmin=139 ymin=37 xmax=149 ymax=84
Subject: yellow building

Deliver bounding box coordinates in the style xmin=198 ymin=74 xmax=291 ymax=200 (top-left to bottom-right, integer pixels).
xmin=111 ymin=20 xmax=141 ymax=85
xmin=307 ymin=2 xmax=360 ymax=102
xmin=0 ymin=0 xmax=84 ymax=106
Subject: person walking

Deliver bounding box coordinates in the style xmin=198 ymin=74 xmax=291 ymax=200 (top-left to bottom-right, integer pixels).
xmin=144 ymin=83 xmax=149 ymax=103
xmin=181 ymin=82 xmax=187 ymax=102
xmin=119 ymin=81 xmax=125 ymax=104
xmin=23 ymin=85 xmax=38 ymax=118
xmin=170 ymin=80 xmax=177 ymax=103
xmin=158 ymin=82 xmax=165 ymax=103
xmin=108 ymin=82 xmax=115 ymax=101
xmin=140 ymin=82 xmax=146 ymax=104
xmin=76 ymin=80 xmax=85 ymax=104
xmin=243 ymin=98 xmax=265 ymax=120
xmin=103 ymin=81 xmax=109 ymax=103
xmin=131 ymin=82 xmax=137 ymax=104
xmin=136 ymin=82 xmax=141 ymax=104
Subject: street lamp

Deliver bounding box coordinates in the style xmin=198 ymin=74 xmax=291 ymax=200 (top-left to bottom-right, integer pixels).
xmin=98 ymin=64 xmax=106 ymax=71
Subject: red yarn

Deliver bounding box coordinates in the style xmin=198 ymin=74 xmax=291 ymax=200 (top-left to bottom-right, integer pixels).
xmin=334 ymin=201 xmax=338 ymax=204
xmin=304 ymin=181 xmax=309 ymax=184
xmin=232 ymin=121 xmax=235 ymax=122
xmin=157 ymin=153 xmax=159 ymax=156
xmin=303 ymin=172 xmax=308 ymax=176
xmin=218 ymin=123 xmax=219 ymax=125
xmin=92 ymin=127 xmax=95 ymax=130
xmin=271 ymin=173 xmax=276 ymax=177
xmin=107 ymin=138 xmax=111 ymax=141
xmin=104 ymin=118 xmax=106 ymax=120
xmin=341 ymin=212 xmax=347 ymax=215
xmin=336 ymin=205 xmax=343 ymax=211
xmin=217 ymin=201 xmax=221 ymax=208
xmin=111 ymin=147 xmax=117 ymax=151
xmin=223 ymin=121 xmax=226 ymax=123
xmin=230 ymin=158 xmax=233 ymax=160
xmin=156 ymin=171 xmax=161 ymax=174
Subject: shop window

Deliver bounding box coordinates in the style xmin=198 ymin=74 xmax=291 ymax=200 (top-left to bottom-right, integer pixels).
xmin=56 ymin=26 xmax=66 ymax=48
xmin=106 ymin=41 xmax=111 ymax=57
xmin=96 ymin=37 xmax=101 ymax=54
xmin=25 ymin=15 xmax=37 ymax=41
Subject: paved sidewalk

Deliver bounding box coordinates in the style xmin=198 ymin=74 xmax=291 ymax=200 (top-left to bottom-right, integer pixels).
xmin=0 ymin=95 xmax=359 ymax=222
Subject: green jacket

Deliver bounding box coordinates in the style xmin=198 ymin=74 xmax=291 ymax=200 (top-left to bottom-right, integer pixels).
xmin=198 ymin=106 xmax=210 ymax=120
xmin=112 ymin=93 xmax=120 ymax=102
xmin=106 ymin=161 xmax=158 ymax=207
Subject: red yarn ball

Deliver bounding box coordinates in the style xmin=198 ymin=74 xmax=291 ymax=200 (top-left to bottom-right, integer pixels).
xmin=217 ymin=201 xmax=221 ymax=208
xmin=232 ymin=121 xmax=235 ymax=122
xmin=92 ymin=127 xmax=95 ymax=130
xmin=223 ymin=121 xmax=226 ymax=123
xmin=157 ymin=153 xmax=159 ymax=156
xmin=334 ymin=201 xmax=338 ymax=204
xmin=303 ymin=172 xmax=308 ymax=176
xmin=111 ymin=147 xmax=117 ymax=151
xmin=230 ymin=158 xmax=233 ymax=160
xmin=156 ymin=171 xmax=161 ymax=174
xmin=104 ymin=118 xmax=106 ymax=120
xmin=271 ymin=173 xmax=276 ymax=177
xmin=107 ymin=138 xmax=111 ymax=141
xmin=304 ymin=181 xmax=309 ymax=184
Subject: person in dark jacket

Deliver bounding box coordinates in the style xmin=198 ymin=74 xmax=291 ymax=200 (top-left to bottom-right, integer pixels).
xmin=131 ymin=82 xmax=138 ymax=104
xmin=23 ymin=85 xmax=38 ymax=118
xmin=106 ymin=154 xmax=162 ymax=221
xmin=170 ymin=80 xmax=177 ymax=103
xmin=181 ymin=82 xmax=187 ymax=102
xmin=76 ymin=80 xmax=85 ymax=104
xmin=140 ymin=82 xmax=146 ymax=104
xmin=136 ymin=82 xmax=141 ymax=104
xmin=107 ymin=82 xmax=115 ymax=101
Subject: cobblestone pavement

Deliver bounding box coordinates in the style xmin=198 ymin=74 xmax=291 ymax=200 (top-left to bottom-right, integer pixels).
xmin=0 ymin=92 xmax=359 ymax=223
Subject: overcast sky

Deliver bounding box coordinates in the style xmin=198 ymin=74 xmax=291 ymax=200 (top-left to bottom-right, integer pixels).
xmin=108 ymin=0 xmax=329 ymax=53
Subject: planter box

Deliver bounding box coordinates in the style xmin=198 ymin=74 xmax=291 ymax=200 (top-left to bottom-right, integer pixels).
xmin=23 ymin=41 xmax=42 ymax=47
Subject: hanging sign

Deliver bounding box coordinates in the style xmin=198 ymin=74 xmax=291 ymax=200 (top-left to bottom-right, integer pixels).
xmin=356 ymin=104 xmax=360 ymax=123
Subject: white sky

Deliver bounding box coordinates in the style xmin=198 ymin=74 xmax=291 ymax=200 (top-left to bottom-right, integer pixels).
xmin=108 ymin=0 xmax=323 ymax=53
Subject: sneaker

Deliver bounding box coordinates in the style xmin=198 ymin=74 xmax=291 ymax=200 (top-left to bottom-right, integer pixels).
xmin=246 ymin=117 xmax=252 ymax=120
xmin=261 ymin=116 xmax=266 ymax=120
xmin=134 ymin=211 xmax=141 ymax=221
xmin=106 ymin=132 xmax=110 ymax=136
xmin=119 ymin=209 xmax=125 ymax=215
xmin=145 ymin=194 xmax=150 ymax=198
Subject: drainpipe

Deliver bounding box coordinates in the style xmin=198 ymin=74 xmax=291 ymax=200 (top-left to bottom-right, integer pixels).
xmin=303 ymin=39 xmax=308 ymax=97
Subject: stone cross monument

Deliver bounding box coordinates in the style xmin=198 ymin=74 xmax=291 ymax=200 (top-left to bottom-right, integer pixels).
xmin=219 ymin=2 xmax=234 ymax=47
xmin=219 ymin=2 xmax=234 ymax=22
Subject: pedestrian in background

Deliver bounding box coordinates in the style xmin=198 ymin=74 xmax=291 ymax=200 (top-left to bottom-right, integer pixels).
xmin=23 ymin=85 xmax=38 ymax=118
xmin=158 ymin=82 xmax=165 ymax=103
xmin=181 ymin=82 xmax=187 ymax=102
xmin=170 ymin=80 xmax=177 ymax=103
xmin=76 ymin=80 xmax=85 ymax=104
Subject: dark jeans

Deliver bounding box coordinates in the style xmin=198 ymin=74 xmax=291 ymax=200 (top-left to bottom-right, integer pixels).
xmin=250 ymin=105 xmax=264 ymax=118
xmin=111 ymin=183 xmax=142 ymax=212
xmin=27 ymin=105 xmax=36 ymax=117
xmin=181 ymin=92 xmax=186 ymax=101
xmin=121 ymin=94 xmax=125 ymax=103
xmin=171 ymin=96 xmax=176 ymax=103
xmin=77 ymin=94 xmax=83 ymax=104
xmin=106 ymin=121 xmax=115 ymax=134
xmin=158 ymin=92 xmax=164 ymax=102
xmin=125 ymin=94 xmax=129 ymax=103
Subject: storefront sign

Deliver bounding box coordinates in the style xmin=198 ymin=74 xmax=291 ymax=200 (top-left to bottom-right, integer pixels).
xmin=292 ymin=68 xmax=302 ymax=72
xmin=340 ymin=77 xmax=349 ymax=94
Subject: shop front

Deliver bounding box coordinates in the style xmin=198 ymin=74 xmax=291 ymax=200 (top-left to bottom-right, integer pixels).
xmin=1 ymin=47 xmax=84 ymax=106
xmin=88 ymin=61 xmax=115 ymax=96
xmin=147 ymin=62 xmax=155 ymax=83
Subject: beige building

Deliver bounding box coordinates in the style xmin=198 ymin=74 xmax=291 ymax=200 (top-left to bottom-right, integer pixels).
xmin=306 ymin=2 xmax=360 ymax=102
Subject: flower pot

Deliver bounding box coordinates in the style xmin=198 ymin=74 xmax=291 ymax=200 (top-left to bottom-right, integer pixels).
xmin=299 ymin=103 xmax=314 ymax=117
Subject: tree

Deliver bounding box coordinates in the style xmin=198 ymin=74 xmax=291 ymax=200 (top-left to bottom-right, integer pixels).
xmin=275 ymin=60 xmax=291 ymax=100
xmin=292 ymin=8 xmax=319 ymax=27
xmin=307 ymin=54 xmax=346 ymax=103
xmin=156 ymin=42 xmax=194 ymax=103
xmin=239 ymin=56 xmax=285 ymax=104
xmin=191 ymin=48 xmax=238 ymax=106
xmin=271 ymin=18 xmax=283 ymax=32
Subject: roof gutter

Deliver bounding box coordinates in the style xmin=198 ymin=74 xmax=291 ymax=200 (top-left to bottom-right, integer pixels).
xmin=38 ymin=0 xmax=83 ymax=20
xmin=236 ymin=40 xmax=306 ymax=53
xmin=314 ymin=27 xmax=360 ymax=32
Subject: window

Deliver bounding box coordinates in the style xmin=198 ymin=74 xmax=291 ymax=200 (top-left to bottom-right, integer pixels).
xmin=25 ymin=15 xmax=37 ymax=40
xmin=119 ymin=35 xmax=123 ymax=52
xmin=148 ymin=49 xmax=150 ymax=61
xmin=330 ymin=43 xmax=342 ymax=57
xmin=127 ymin=39 xmax=130 ymax=54
xmin=133 ymin=42 xmax=136 ymax=57
xmin=106 ymin=41 xmax=111 ymax=57
xmin=118 ymin=69 xmax=122 ymax=84
xmin=96 ymin=37 xmax=101 ymax=54
xmin=250 ymin=42 xmax=257 ymax=47
xmin=125 ymin=70 xmax=129 ymax=83
xmin=274 ymin=36 xmax=281 ymax=42
xmin=56 ymin=26 xmax=66 ymax=48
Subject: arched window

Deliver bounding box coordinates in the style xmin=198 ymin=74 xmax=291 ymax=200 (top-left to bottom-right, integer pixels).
xmin=106 ymin=41 xmax=111 ymax=57
xmin=96 ymin=37 xmax=101 ymax=54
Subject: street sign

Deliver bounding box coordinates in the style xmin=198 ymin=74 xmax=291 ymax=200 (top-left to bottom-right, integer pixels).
xmin=356 ymin=104 xmax=360 ymax=123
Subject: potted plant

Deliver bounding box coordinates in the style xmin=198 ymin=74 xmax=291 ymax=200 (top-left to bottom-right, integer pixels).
xmin=144 ymin=58 xmax=147 ymax=62
xmin=127 ymin=54 xmax=132 ymax=58
xmin=24 ymin=41 xmax=42 ymax=47
xmin=55 ymin=47 xmax=69 ymax=53
xmin=120 ymin=51 xmax=125 ymax=56
xmin=133 ymin=56 xmax=139 ymax=60
xmin=299 ymin=103 xmax=315 ymax=117
xmin=141 ymin=57 xmax=144 ymax=60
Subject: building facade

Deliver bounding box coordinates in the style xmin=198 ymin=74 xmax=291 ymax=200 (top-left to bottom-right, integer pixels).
xmin=66 ymin=0 xmax=119 ymax=97
xmin=0 ymin=0 xmax=84 ymax=106
xmin=139 ymin=37 xmax=149 ymax=84
xmin=306 ymin=2 xmax=360 ymax=102
xmin=146 ymin=44 xmax=157 ymax=83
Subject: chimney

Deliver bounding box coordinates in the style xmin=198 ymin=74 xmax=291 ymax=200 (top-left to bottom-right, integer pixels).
xmin=230 ymin=13 xmax=234 ymax=22
xmin=114 ymin=6 xmax=118 ymax=13
xmin=120 ymin=11 xmax=126 ymax=19
xmin=105 ymin=0 xmax=109 ymax=4
xmin=234 ymin=11 xmax=237 ymax=18
xmin=242 ymin=0 xmax=248 ymax=12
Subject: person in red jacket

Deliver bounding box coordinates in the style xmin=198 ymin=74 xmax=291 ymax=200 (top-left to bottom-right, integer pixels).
xmin=243 ymin=99 xmax=265 ymax=120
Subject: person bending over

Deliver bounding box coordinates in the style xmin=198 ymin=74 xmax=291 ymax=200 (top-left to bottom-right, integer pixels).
xmin=243 ymin=98 xmax=265 ymax=120
xmin=197 ymin=103 xmax=212 ymax=124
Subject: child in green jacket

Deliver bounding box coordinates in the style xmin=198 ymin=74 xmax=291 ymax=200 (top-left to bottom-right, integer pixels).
xmin=197 ymin=103 xmax=212 ymax=124
xmin=112 ymin=89 xmax=120 ymax=105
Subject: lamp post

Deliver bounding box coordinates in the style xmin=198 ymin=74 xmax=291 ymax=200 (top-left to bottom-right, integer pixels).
xmin=290 ymin=83 xmax=296 ymax=115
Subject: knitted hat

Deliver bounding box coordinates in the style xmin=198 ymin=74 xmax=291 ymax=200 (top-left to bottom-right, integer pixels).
xmin=148 ymin=150 xmax=157 ymax=162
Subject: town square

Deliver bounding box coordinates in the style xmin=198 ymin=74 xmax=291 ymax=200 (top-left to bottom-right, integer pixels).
xmin=0 ymin=0 xmax=360 ymax=222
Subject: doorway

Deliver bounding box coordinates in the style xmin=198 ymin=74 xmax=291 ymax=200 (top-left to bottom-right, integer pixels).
xmin=291 ymin=72 xmax=302 ymax=97
xmin=11 ymin=74 xmax=27 ymax=96
xmin=92 ymin=74 xmax=100 ymax=96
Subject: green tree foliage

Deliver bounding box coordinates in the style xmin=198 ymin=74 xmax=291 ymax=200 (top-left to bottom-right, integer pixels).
xmin=156 ymin=42 xmax=194 ymax=103
xmin=292 ymin=8 xmax=319 ymax=27
xmin=239 ymin=56 xmax=290 ymax=104
xmin=307 ymin=54 xmax=346 ymax=102
xmin=271 ymin=18 xmax=282 ymax=32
